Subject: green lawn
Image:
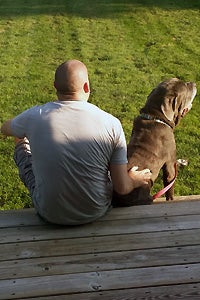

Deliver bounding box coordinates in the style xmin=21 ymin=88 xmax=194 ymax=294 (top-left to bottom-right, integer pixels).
xmin=0 ymin=0 xmax=200 ymax=209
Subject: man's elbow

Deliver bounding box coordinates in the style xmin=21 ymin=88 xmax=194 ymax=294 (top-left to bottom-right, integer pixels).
xmin=1 ymin=120 xmax=13 ymax=136
xmin=113 ymin=184 xmax=132 ymax=195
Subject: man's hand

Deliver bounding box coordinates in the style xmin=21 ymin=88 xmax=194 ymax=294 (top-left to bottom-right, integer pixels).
xmin=110 ymin=164 xmax=152 ymax=195
xmin=128 ymin=166 xmax=152 ymax=188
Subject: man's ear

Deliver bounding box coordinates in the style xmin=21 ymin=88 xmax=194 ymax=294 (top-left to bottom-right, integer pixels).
xmin=83 ymin=82 xmax=90 ymax=93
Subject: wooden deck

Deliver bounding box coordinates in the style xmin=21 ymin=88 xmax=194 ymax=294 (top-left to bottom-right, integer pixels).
xmin=1 ymin=196 xmax=200 ymax=299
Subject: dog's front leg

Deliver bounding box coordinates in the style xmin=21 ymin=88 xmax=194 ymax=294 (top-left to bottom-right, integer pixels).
xmin=162 ymin=162 xmax=177 ymax=200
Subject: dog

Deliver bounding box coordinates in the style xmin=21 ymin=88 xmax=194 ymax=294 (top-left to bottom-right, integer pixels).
xmin=112 ymin=78 xmax=197 ymax=206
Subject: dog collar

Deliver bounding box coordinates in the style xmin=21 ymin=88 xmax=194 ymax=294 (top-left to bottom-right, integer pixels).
xmin=139 ymin=113 xmax=173 ymax=129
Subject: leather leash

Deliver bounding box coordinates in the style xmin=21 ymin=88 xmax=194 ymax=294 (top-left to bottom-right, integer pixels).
xmin=153 ymin=162 xmax=177 ymax=200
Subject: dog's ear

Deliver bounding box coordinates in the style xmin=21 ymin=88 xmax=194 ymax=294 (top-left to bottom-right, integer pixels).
xmin=161 ymin=79 xmax=191 ymax=123
xmin=161 ymin=95 xmax=177 ymax=122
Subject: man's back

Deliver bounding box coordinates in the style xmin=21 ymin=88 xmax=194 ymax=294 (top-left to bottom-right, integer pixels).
xmin=12 ymin=100 xmax=127 ymax=224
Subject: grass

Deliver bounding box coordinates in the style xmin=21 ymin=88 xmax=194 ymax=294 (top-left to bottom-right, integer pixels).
xmin=0 ymin=0 xmax=200 ymax=209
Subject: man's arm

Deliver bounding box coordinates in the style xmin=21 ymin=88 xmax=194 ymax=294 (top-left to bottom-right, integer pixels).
xmin=1 ymin=119 xmax=13 ymax=137
xmin=110 ymin=164 xmax=151 ymax=195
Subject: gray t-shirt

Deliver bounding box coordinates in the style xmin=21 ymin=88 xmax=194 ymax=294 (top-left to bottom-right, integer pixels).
xmin=11 ymin=100 xmax=127 ymax=224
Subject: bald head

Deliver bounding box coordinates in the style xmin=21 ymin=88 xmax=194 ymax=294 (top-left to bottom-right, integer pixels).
xmin=54 ymin=60 xmax=90 ymax=100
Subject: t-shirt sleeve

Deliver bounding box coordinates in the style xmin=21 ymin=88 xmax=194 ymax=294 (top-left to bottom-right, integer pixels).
xmin=10 ymin=107 xmax=36 ymax=138
xmin=110 ymin=119 xmax=128 ymax=165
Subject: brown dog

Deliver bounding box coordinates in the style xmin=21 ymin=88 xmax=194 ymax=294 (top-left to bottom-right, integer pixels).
xmin=112 ymin=78 xmax=197 ymax=206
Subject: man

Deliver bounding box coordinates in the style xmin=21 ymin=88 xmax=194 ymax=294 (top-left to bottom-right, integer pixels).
xmin=1 ymin=60 xmax=151 ymax=225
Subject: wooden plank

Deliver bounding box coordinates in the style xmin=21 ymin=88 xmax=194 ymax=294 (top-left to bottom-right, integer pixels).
xmin=22 ymin=283 xmax=200 ymax=300
xmin=1 ymin=244 xmax=200 ymax=280
xmin=1 ymin=228 xmax=200 ymax=261
xmin=154 ymin=194 xmax=200 ymax=203
xmin=0 ymin=209 xmax=45 ymax=228
xmin=1 ymin=198 xmax=200 ymax=228
xmin=103 ymin=199 xmax=200 ymax=220
xmin=1 ymin=263 xmax=200 ymax=299
xmin=1 ymin=213 xmax=200 ymax=244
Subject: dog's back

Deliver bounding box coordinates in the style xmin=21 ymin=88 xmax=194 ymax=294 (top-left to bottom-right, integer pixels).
xmin=127 ymin=115 xmax=176 ymax=183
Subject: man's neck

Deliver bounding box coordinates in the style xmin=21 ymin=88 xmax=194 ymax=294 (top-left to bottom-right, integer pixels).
xmin=56 ymin=92 xmax=88 ymax=102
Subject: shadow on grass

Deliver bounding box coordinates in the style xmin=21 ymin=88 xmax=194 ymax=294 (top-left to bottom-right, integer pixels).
xmin=0 ymin=0 xmax=200 ymax=19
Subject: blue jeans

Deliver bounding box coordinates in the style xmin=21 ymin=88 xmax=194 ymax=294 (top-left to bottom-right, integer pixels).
xmin=13 ymin=139 xmax=35 ymax=199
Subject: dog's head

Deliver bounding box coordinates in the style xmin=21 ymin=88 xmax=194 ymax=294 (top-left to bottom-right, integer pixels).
xmin=141 ymin=78 xmax=197 ymax=126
